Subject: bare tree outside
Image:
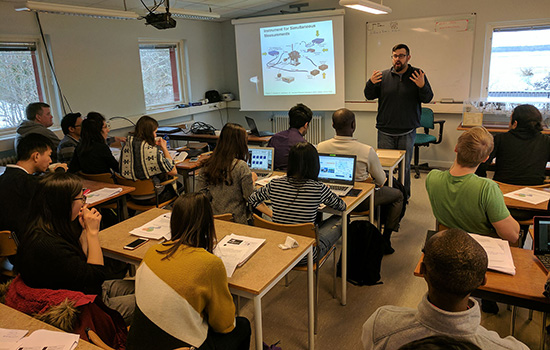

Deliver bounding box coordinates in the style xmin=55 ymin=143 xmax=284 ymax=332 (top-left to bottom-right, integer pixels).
xmin=139 ymin=45 xmax=178 ymax=108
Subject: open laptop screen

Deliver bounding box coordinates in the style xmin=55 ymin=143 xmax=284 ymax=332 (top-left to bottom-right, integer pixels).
xmin=248 ymin=147 xmax=274 ymax=171
xmin=535 ymin=216 xmax=550 ymax=255
xmin=318 ymin=153 xmax=356 ymax=185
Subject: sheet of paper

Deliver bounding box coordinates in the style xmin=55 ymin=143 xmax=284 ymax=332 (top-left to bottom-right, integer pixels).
xmin=470 ymin=233 xmax=516 ymax=275
xmin=85 ymin=187 xmax=123 ymax=205
xmin=130 ymin=213 xmax=172 ymax=240
xmin=255 ymin=175 xmax=284 ymax=187
xmin=214 ymin=233 xmax=266 ymax=277
xmin=15 ymin=329 xmax=79 ymax=350
xmin=0 ymin=328 xmax=28 ymax=350
xmin=168 ymin=150 xmax=188 ymax=164
xmin=462 ymin=112 xmax=483 ymax=126
xmin=110 ymin=148 xmax=121 ymax=162
xmin=503 ymin=187 xmax=550 ymax=205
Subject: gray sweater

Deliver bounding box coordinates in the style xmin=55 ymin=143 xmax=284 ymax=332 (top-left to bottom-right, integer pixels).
xmin=197 ymin=159 xmax=254 ymax=225
xmin=15 ymin=120 xmax=60 ymax=162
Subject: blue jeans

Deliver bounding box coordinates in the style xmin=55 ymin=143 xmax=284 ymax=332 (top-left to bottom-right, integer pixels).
xmin=377 ymin=129 xmax=416 ymax=198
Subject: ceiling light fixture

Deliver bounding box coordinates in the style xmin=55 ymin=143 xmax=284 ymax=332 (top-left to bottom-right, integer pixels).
xmin=15 ymin=1 xmax=139 ymax=19
xmin=160 ymin=7 xmax=220 ymax=20
xmin=339 ymin=0 xmax=391 ymax=15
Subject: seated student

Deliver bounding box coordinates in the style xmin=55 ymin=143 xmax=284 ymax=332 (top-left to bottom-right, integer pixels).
xmin=476 ymin=104 xmax=550 ymax=186
xmin=317 ymin=108 xmax=404 ymax=254
xmin=361 ymin=229 xmax=529 ymax=350
xmin=197 ymin=123 xmax=263 ymax=224
xmin=69 ymin=112 xmax=119 ymax=174
xmin=15 ymin=102 xmax=60 ymax=162
xmin=57 ymin=112 xmax=82 ymax=164
xmin=16 ymin=173 xmax=135 ymax=324
xmin=127 ymin=192 xmax=251 ymax=350
xmin=398 ymin=336 xmax=482 ymax=350
xmin=120 ymin=115 xmax=178 ymax=204
xmin=248 ymin=142 xmax=346 ymax=263
xmin=268 ymin=103 xmax=312 ymax=170
xmin=0 ymin=133 xmax=54 ymax=242
xmin=425 ymin=126 xmax=519 ymax=243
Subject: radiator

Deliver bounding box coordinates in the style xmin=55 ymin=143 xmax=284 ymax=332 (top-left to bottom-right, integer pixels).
xmin=0 ymin=155 xmax=16 ymax=166
xmin=271 ymin=115 xmax=322 ymax=145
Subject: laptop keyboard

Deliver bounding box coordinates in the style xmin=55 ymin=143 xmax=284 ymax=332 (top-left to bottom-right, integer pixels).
xmin=328 ymin=184 xmax=348 ymax=192
xmin=256 ymin=172 xmax=271 ymax=178
xmin=539 ymin=255 xmax=550 ymax=270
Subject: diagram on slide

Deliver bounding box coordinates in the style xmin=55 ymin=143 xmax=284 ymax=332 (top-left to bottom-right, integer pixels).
xmin=260 ymin=20 xmax=335 ymax=96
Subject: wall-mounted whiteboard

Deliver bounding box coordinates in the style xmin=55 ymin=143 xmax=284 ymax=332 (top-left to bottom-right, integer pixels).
xmin=366 ymin=14 xmax=476 ymax=103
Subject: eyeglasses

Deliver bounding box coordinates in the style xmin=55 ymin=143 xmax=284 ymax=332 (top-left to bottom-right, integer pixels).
xmin=391 ymin=54 xmax=407 ymax=59
xmin=74 ymin=195 xmax=87 ymax=204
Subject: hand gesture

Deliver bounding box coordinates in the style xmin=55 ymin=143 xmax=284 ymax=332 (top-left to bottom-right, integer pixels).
xmin=370 ymin=70 xmax=382 ymax=84
xmin=79 ymin=205 xmax=102 ymax=235
xmin=410 ymin=69 xmax=425 ymax=88
xmin=156 ymin=137 xmax=168 ymax=149
xmin=114 ymin=136 xmax=127 ymax=143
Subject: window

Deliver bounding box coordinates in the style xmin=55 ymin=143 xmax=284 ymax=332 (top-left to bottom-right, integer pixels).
xmin=0 ymin=41 xmax=47 ymax=130
xmin=139 ymin=42 xmax=187 ymax=109
xmin=485 ymin=24 xmax=550 ymax=101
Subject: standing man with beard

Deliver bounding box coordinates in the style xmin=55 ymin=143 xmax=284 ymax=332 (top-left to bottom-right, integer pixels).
xmin=364 ymin=44 xmax=434 ymax=198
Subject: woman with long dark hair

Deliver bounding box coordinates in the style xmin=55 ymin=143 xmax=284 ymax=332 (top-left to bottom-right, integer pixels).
xmin=248 ymin=141 xmax=346 ymax=262
xmin=69 ymin=112 xmax=118 ymax=174
xmin=197 ymin=123 xmax=268 ymax=224
xmin=16 ymin=172 xmax=135 ymax=324
xmin=127 ymin=192 xmax=251 ymax=350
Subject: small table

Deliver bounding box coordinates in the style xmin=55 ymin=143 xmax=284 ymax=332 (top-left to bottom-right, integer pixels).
xmin=376 ymin=149 xmax=406 ymax=187
xmin=80 ymin=179 xmax=135 ymax=220
xmin=168 ymin=131 xmax=271 ymax=146
xmin=498 ymin=183 xmax=550 ymax=212
xmin=0 ymin=303 xmax=102 ymax=349
xmin=98 ymin=208 xmax=315 ymax=350
xmin=175 ymin=153 xmax=212 ymax=193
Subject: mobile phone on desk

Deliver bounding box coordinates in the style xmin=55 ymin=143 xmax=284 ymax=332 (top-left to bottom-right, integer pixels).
xmin=124 ymin=238 xmax=149 ymax=250
xmin=190 ymin=157 xmax=199 ymax=162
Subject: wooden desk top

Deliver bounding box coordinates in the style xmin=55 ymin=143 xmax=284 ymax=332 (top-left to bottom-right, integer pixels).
xmin=99 ymin=208 xmax=314 ymax=295
xmin=414 ymin=247 xmax=550 ymax=308
xmin=0 ymin=303 xmax=102 ymax=349
xmin=376 ymin=149 xmax=406 ymax=168
xmin=168 ymin=131 xmax=271 ymax=144
xmin=344 ymin=182 xmax=375 ymax=210
xmin=458 ymin=122 xmax=550 ymax=135
xmin=175 ymin=152 xmax=211 ymax=171
xmin=498 ymin=182 xmax=550 ymax=211
xmin=80 ymin=179 xmax=135 ymax=207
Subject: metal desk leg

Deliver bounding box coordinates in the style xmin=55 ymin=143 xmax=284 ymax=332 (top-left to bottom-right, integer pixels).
xmin=510 ymin=305 xmax=517 ymax=336
xmin=542 ymin=312 xmax=548 ymax=350
xmin=388 ymin=168 xmax=394 ymax=187
xmin=399 ymin=156 xmax=405 ymax=185
xmin=341 ymin=213 xmax=347 ymax=306
xmin=308 ymin=248 xmax=314 ymax=350
xmin=118 ymin=196 xmax=129 ymax=221
xmin=253 ymin=297 xmax=263 ymax=350
xmin=370 ymin=194 xmax=375 ymax=222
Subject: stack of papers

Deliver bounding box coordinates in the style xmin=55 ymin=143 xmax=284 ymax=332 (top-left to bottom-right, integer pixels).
xmin=168 ymin=150 xmax=188 ymax=163
xmin=503 ymin=187 xmax=550 ymax=205
xmin=470 ymin=233 xmax=516 ymax=275
xmin=85 ymin=187 xmax=123 ymax=205
xmin=214 ymin=234 xmax=266 ymax=277
xmin=256 ymin=175 xmax=284 ymax=187
xmin=130 ymin=213 xmax=172 ymax=240
xmin=0 ymin=329 xmax=79 ymax=350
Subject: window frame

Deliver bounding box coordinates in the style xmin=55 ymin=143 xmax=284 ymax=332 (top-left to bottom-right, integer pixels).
xmin=481 ymin=19 xmax=550 ymax=102
xmin=138 ymin=39 xmax=189 ymax=111
xmin=0 ymin=35 xmax=55 ymax=137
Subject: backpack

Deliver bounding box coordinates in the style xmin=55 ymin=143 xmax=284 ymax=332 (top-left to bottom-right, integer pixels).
xmin=338 ymin=220 xmax=384 ymax=286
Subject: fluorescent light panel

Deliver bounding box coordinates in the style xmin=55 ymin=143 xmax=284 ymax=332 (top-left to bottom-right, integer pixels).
xmin=161 ymin=7 xmax=220 ymax=20
xmin=15 ymin=1 xmax=139 ymax=19
xmin=339 ymin=0 xmax=392 ymax=14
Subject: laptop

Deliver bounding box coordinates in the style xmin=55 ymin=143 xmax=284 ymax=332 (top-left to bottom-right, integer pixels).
xmin=247 ymin=146 xmax=274 ymax=179
xmin=534 ymin=216 xmax=550 ymax=272
xmin=245 ymin=116 xmax=274 ymax=137
xmin=318 ymin=153 xmax=357 ymax=197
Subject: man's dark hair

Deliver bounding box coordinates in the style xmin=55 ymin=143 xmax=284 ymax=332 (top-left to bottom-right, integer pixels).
xmin=288 ymin=103 xmax=313 ymax=129
xmin=60 ymin=113 xmax=82 ymax=135
xmin=511 ymin=104 xmax=543 ymax=133
xmin=16 ymin=133 xmax=54 ymax=161
xmin=26 ymin=102 xmax=50 ymax=121
xmin=398 ymin=336 xmax=482 ymax=350
xmin=287 ymin=142 xmax=320 ymax=181
xmin=392 ymin=43 xmax=410 ymax=55
xmin=332 ymin=108 xmax=355 ymax=132
xmin=423 ymin=228 xmax=488 ymax=297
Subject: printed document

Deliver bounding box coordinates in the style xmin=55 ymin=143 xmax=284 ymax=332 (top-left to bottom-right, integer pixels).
xmin=503 ymin=187 xmax=550 ymax=205
xmin=214 ymin=234 xmax=266 ymax=277
xmin=470 ymin=233 xmax=516 ymax=275
xmin=130 ymin=213 xmax=172 ymax=240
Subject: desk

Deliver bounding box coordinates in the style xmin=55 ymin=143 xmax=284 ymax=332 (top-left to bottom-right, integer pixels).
xmin=414 ymin=248 xmax=550 ymax=350
xmin=0 ymin=303 xmax=102 ymax=350
xmin=458 ymin=122 xmax=550 ymax=135
xmin=175 ymin=153 xmax=211 ymax=193
xmin=168 ymin=131 xmax=271 ymax=146
xmin=99 ymin=208 xmax=315 ymax=350
xmin=376 ymin=149 xmax=406 ymax=187
xmin=498 ymin=183 xmax=550 ymax=212
xmin=80 ymin=179 xmax=135 ymax=220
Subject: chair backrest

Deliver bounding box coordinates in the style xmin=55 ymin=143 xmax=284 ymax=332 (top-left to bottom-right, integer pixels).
xmin=114 ymin=174 xmax=155 ymax=196
xmin=0 ymin=231 xmax=18 ymax=257
xmin=213 ymin=213 xmax=234 ymax=222
xmin=420 ymin=108 xmax=434 ymax=129
xmin=252 ymin=214 xmax=316 ymax=239
xmin=78 ymin=172 xmax=115 ymax=184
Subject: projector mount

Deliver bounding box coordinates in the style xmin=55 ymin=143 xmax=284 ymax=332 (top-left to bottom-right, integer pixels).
xmin=141 ymin=0 xmax=176 ymax=29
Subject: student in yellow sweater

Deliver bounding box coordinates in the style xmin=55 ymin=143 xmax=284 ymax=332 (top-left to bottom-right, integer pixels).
xmin=127 ymin=192 xmax=251 ymax=350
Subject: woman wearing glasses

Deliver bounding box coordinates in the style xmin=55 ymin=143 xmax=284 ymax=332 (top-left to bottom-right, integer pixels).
xmin=16 ymin=173 xmax=135 ymax=325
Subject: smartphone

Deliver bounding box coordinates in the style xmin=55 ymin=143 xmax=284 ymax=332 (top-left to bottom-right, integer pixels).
xmin=124 ymin=238 xmax=149 ymax=250
xmin=190 ymin=157 xmax=199 ymax=162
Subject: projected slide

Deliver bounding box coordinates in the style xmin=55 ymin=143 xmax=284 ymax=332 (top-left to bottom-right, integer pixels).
xmin=260 ymin=20 xmax=335 ymax=96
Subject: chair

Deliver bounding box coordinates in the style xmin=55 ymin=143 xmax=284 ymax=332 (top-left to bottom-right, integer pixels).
xmin=252 ymin=214 xmax=337 ymax=334
xmin=0 ymin=231 xmax=18 ymax=278
xmin=413 ymin=108 xmax=445 ymax=179
xmin=213 ymin=213 xmax=234 ymax=222
xmin=114 ymin=174 xmax=178 ymax=212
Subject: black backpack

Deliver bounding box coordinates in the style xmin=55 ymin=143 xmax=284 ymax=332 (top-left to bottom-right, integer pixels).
xmin=338 ymin=220 xmax=384 ymax=286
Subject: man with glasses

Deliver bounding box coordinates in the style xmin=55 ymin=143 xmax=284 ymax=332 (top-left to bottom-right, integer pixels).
xmin=364 ymin=43 xmax=434 ymax=198
xmin=57 ymin=112 xmax=83 ymax=164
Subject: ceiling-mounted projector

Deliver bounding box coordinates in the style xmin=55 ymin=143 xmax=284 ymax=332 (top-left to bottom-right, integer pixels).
xmin=145 ymin=11 xmax=176 ymax=29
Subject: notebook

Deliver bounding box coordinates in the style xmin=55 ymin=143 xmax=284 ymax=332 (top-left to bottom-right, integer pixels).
xmin=318 ymin=153 xmax=357 ymax=197
xmin=534 ymin=216 xmax=550 ymax=272
xmin=247 ymin=146 xmax=274 ymax=179
xmin=245 ymin=116 xmax=274 ymax=137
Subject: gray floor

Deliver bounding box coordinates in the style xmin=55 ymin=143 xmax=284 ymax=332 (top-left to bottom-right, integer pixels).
xmin=236 ymin=171 xmax=546 ymax=349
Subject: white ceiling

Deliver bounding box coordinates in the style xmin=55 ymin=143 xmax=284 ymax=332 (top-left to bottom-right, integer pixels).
xmin=2 ymin=0 xmax=305 ymax=21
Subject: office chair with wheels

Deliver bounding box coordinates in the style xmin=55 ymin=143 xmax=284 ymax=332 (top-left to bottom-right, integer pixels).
xmin=414 ymin=108 xmax=445 ymax=179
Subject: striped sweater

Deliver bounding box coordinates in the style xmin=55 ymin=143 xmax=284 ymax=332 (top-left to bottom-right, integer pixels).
xmin=131 ymin=244 xmax=235 ymax=348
